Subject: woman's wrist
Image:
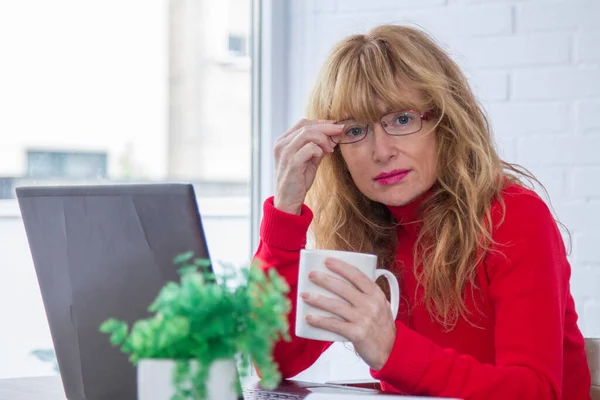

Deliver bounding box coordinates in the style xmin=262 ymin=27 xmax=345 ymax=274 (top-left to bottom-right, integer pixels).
xmin=370 ymin=321 xmax=397 ymax=371
xmin=273 ymin=198 xmax=302 ymax=216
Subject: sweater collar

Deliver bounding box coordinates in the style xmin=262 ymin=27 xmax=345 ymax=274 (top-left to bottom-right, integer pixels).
xmin=386 ymin=187 xmax=434 ymax=235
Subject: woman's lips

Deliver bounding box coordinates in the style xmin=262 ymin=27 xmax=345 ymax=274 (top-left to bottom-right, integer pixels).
xmin=374 ymin=169 xmax=411 ymax=186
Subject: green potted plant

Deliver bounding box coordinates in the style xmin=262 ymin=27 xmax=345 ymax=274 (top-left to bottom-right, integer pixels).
xmin=99 ymin=251 xmax=291 ymax=400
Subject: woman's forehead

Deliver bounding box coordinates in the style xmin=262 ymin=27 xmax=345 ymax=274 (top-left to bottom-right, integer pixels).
xmin=335 ymin=97 xmax=427 ymax=122
xmin=329 ymin=77 xmax=429 ymax=122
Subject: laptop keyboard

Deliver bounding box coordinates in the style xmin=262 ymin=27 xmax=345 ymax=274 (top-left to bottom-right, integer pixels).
xmin=243 ymin=388 xmax=305 ymax=399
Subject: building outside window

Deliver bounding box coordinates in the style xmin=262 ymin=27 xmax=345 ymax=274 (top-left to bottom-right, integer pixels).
xmin=26 ymin=150 xmax=108 ymax=179
xmin=228 ymin=34 xmax=247 ymax=57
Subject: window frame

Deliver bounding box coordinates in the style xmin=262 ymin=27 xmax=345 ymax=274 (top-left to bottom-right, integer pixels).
xmin=250 ymin=0 xmax=289 ymax=256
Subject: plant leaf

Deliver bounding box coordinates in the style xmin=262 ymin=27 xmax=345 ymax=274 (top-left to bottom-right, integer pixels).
xmin=193 ymin=258 xmax=212 ymax=268
xmin=173 ymin=251 xmax=194 ymax=265
xmin=99 ymin=319 xmax=129 ymax=345
xmin=99 ymin=256 xmax=292 ymax=398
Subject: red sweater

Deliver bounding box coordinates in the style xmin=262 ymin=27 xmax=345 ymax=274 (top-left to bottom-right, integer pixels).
xmin=254 ymin=184 xmax=591 ymax=399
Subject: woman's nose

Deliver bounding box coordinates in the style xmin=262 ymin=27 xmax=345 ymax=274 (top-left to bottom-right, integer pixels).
xmin=370 ymin=123 xmax=398 ymax=163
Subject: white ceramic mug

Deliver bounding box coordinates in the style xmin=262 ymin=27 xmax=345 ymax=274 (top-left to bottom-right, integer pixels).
xmin=295 ymin=249 xmax=400 ymax=342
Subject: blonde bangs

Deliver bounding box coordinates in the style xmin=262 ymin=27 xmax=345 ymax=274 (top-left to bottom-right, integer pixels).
xmin=323 ymin=39 xmax=430 ymax=123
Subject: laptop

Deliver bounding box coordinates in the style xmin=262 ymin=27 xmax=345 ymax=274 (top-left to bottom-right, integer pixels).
xmin=17 ymin=183 xmax=379 ymax=400
xmin=16 ymin=183 xmax=211 ymax=399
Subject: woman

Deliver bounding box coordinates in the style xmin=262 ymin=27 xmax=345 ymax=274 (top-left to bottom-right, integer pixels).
xmin=254 ymin=24 xmax=590 ymax=399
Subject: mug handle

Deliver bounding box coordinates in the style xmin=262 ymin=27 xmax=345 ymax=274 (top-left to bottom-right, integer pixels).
xmin=374 ymin=270 xmax=400 ymax=319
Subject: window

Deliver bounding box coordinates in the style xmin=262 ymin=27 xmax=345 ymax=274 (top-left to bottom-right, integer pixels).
xmin=228 ymin=34 xmax=247 ymax=57
xmin=0 ymin=0 xmax=253 ymax=379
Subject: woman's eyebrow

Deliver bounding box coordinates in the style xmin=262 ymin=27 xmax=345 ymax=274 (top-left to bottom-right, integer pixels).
xmin=387 ymin=104 xmax=419 ymax=112
xmin=336 ymin=116 xmax=359 ymax=122
xmin=336 ymin=104 xmax=424 ymax=122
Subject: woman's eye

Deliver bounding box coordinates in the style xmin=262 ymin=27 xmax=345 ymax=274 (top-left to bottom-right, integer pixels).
xmin=346 ymin=127 xmax=366 ymax=137
xmin=395 ymin=115 xmax=411 ymax=125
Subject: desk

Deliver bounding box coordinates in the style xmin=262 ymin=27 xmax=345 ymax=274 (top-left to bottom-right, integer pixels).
xmin=0 ymin=375 xmax=384 ymax=399
xmin=0 ymin=375 xmax=263 ymax=400
xmin=0 ymin=376 xmax=65 ymax=400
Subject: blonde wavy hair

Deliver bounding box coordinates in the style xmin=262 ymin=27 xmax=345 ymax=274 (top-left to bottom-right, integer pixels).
xmin=306 ymin=24 xmax=539 ymax=329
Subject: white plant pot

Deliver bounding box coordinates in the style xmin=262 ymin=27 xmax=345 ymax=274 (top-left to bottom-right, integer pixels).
xmin=137 ymin=358 xmax=238 ymax=400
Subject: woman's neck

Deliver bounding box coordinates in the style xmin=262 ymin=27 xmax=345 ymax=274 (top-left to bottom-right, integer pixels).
xmin=386 ymin=187 xmax=434 ymax=236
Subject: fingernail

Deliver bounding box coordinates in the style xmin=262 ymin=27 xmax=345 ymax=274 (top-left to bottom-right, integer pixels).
xmin=308 ymin=271 xmax=317 ymax=280
xmin=300 ymin=292 xmax=310 ymax=300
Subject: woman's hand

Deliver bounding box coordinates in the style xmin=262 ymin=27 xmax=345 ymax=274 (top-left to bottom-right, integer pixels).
xmin=300 ymin=258 xmax=397 ymax=371
xmin=273 ymin=119 xmax=342 ymax=215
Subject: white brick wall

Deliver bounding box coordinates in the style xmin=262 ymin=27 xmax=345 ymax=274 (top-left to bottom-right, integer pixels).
xmin=283 ymin=0 xmax=600 ymax=382
xmin=577 ymin=31 xmax=600 ymax=62
xmin=578 ymin=100 xmax=600 ymax=131
xmin=518 ymin=0 xmax=600 ymax=31
xmin=486 ymin=102 xmax=569 ymax=136
xmin=469 ymin=72 xmax=509 ymax=101
xmin=513 ymin=69 xmax=600 ymax=100
xmin=452 ymin=34 xmax=571 ymax=68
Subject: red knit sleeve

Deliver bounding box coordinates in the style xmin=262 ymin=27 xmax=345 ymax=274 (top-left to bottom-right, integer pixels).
xmin=370 ymin=187 xmax=588 ymax=399
xmin=253 ymin=196 xmax=332 ymax=378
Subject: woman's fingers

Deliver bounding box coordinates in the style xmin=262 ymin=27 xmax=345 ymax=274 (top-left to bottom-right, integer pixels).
xmin=293 ymin=141 xmax=324 ymax=166
xmin=308 ymin=270 xmax=362 ymax=306
xmin=279 ymin=119 xmax=336 ymax=142
xmin=283 ymin=124 xmax=341 ymax=155
xmin=305 ymin=314 xmax=367 ymax=343
xmin=325 ymin=258 xmax=377 ymax=295
xmin=274 ymin=123 xmax=339 ymax=166
xmin=272 ymin=118 xmax=341 ymax=215
xmin=300 ymin=292 xmax=357 ymax=322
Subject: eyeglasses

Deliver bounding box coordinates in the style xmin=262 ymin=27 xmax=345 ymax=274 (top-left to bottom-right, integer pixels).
xmin=331 ymin=110 xmax=435 ymax=145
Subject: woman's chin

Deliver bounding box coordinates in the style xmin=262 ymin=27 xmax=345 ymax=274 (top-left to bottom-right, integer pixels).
xmin=372 ymin=184 xmax=432 ymax=207
xmin=371 ymin=192 xmax=417 ymax=207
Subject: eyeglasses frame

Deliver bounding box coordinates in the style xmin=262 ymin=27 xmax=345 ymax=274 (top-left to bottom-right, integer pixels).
xmin=331 ymin=109 xmax=437 ymax=145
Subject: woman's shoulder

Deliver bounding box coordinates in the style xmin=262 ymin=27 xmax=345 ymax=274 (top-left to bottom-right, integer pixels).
xmin=491 ymin=183 xmax=554 ymax=225
xmin=485 ymin=183 xmax=570 ymax=280
xmin=488 ymin=182 xmax=564 ymax=249
xmin=498 ymin=182 xmax=544 ymax=204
